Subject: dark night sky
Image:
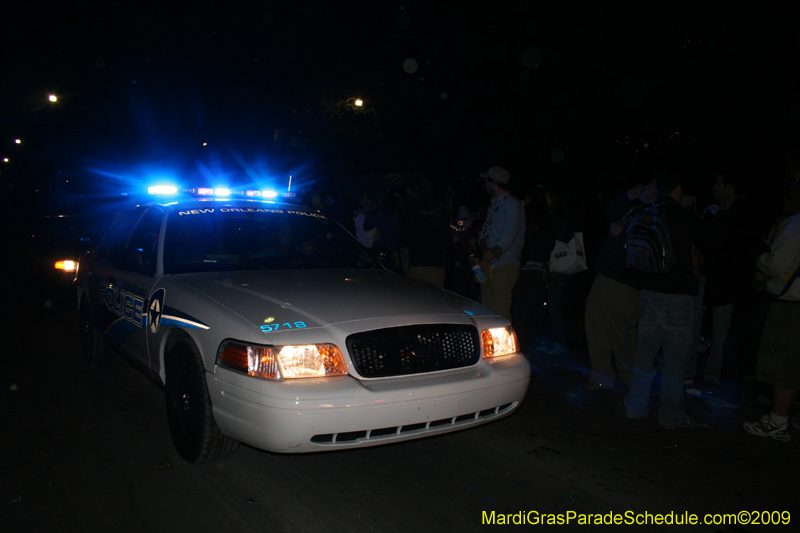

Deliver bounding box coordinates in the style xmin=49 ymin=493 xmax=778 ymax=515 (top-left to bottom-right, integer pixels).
xmin=2 ymin=1 xmax=798 ymax=204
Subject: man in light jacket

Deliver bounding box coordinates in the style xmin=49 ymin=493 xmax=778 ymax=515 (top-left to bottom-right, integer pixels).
xmin=743 ymin=212 xmax=800 ymax=441
xmin=477 ymin=166 xmax=525 ymax=321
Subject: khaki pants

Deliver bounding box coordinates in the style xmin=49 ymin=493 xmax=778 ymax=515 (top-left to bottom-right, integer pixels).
xmin=480 ymin=265 xmax=520 ymax=321
xmin=585 ymin=274 xmax=639 ymax=387
xmin=757 ymin=301 xmax=800 ymax=389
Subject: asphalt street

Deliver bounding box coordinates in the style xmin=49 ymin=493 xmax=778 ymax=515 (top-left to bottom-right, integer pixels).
xmin=3 ymin=275 xmax=799 ymax=532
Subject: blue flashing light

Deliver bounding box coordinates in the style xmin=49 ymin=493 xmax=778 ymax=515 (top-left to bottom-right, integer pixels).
xmin=143 ymin=185 xmax=301 ymax=203
xmin=148 ymin=184 xmax=178 ymax=195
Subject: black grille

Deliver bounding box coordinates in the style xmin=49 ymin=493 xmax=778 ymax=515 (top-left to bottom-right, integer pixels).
xmin=346 ymin=324 xmax=480 ymax=378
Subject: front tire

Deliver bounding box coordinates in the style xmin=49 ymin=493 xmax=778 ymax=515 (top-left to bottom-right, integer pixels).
xmin=165 ymin=339 xmax=239 ymax=463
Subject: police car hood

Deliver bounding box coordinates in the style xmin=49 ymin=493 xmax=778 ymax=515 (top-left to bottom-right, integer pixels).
xmin=174 ymin=269 xmax=487 ymax=328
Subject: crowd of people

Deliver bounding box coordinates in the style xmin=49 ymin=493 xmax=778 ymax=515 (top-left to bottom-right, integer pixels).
xmin=310 ymin=165 xmax=799 ymax=442
xmin=590 ymin=170 xmax=799 ymax=440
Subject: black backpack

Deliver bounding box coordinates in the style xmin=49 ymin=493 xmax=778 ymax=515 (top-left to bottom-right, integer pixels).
xmin=625 ymin=202 xmax=676 ymax=274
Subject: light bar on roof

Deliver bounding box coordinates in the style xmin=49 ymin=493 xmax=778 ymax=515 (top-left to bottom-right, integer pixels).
xmin=147 ymin=185 xmax=296 ymax=200
xmin=148 ymin=185 xmax=178 ymax=195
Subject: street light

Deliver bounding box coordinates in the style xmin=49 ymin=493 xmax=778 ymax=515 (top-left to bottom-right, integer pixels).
xmin=345 ymin=97 xmax=364 ymax=109
xmin=48 ymin=94 xmax=58 ymax=103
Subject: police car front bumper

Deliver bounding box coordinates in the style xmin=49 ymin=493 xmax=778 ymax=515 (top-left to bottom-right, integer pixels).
xmin=208 ymin=353 xmax=531 ymax=453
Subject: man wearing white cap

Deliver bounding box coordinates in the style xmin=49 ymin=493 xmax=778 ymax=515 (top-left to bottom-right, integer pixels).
xmin=477 ymin=166 xmax=526 ymax=320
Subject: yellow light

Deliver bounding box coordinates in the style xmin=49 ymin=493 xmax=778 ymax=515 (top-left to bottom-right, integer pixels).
xmin=218 ymin=341 xmax=347 ymax=380
xmin=354 ymin=99 xmax=363 ymax=106
xmin=249 ymin=347 xmax=278 ymax=378
xmin=49 ymin=95 xmax=58 ymax=102
xmin=54 ymin=260 xmax=76 ymax=272
xmin=278 ymin=345 xmax=326 ymax=378
xmin=278 ymin=344 xmax=347 ymax=379
xmin=318 ymin=344 xmax=348 ymax=375
xmin=481 ymin=329 xmax=494 ymax=356
xmin=482 ymin=328 xmax=519 ymax=358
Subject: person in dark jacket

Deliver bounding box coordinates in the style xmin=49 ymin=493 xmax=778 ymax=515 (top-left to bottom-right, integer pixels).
xmin=584 ymin=181 xmax=650 ymax=390
xmin=512 ymin=185 xmax=555 ymax=351
xmin=405 ymin=193 xmax=452 ymax=287
xmin=624 ymin=173 xmax=700 ymax=429
xmin=694 ymin=173 xmax=763 ymax=403
xmin=364 ymin=192 xmax=401 ymax=271
xmin=398 ymin=177 xmax=426 ymax=275
xmin=540 ymin=189 xmax=582 ymax=355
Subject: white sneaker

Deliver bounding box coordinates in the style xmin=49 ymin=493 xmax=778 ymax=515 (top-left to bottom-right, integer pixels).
xmin=743 ymin=414 xmax=791 ymax=441
xmin=685 ymin=386 xmax=703 ymax=399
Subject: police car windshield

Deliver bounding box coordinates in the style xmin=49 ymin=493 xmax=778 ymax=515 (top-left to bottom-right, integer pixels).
xmin=163 ymin=206 xmax=376 ymax=274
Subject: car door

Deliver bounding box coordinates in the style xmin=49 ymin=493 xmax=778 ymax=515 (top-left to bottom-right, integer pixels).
xmin=95 ymin=206 xmax=164 ymax=372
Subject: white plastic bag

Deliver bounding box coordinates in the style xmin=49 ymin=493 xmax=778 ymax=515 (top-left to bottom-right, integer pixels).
xmin=549 ymin=232 xmax=588 ymax=275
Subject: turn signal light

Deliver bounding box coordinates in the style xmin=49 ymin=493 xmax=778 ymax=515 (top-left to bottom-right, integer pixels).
xmin=54 ymin=260 xmax=77 ymax=272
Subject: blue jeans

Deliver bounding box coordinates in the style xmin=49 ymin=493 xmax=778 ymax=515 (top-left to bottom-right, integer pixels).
xmin=624 ymin=290 xmax=694 ymax=426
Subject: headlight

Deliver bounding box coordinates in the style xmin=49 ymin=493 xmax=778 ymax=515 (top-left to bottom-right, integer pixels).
xmin=217 ymin=341 xmax=348 ymax=379
xmin=481 ymin=327 xmax=519 ymax=358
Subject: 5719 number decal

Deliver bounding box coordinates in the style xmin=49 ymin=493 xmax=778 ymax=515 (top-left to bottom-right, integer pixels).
xmin=260 ymin=321 xmax=307 ymax=332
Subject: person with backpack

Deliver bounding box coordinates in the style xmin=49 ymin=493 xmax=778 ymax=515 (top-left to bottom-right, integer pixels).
xmin=623 ymin=172 xmax=700 ymax=429
xmin=583 ymin=181 xmax=653 ymax=390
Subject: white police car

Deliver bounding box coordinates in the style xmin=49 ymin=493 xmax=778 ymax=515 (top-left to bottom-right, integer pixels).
xmin=75 ymin=187 xmax=530 ymax=462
